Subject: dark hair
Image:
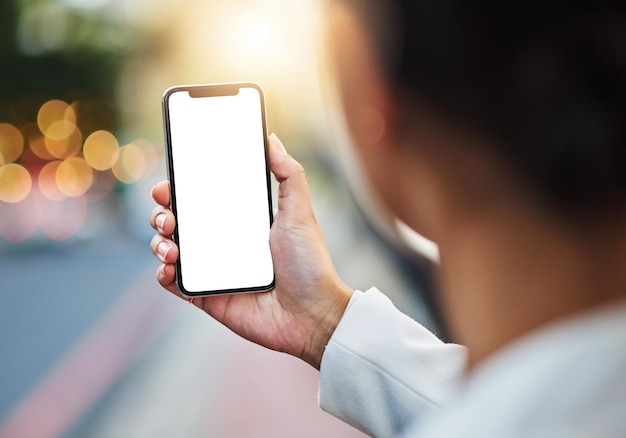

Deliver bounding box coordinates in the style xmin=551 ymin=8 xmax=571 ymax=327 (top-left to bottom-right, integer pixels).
xmin=338 ymin=0 xmax=626 ymax=214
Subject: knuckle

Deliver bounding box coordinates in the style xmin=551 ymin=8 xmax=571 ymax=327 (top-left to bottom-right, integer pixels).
xmin=292 ymin=160 xmax=306 ymax=175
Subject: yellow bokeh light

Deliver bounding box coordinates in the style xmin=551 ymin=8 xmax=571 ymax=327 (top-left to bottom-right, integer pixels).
xmin=0 ymin=163 xmax=32 ymax=203
xmin=83 ymin=130 xmax=120 ymax=171
xmin=112 ymin=143 xmax=146 ymax=184
xmin=38 ymin=160 xmax=66 ymax=201
xmin=66 ymin=102 xmax=79 ymax=124
xmin=0 ymin=123 xmax=25 ymax=164
xmin=131 ymin=139 xmax=159 ymax=177
xmin=22 ymin=123 xmax=54 ymax=161
xmin=45 ymin=125 xmax=82 ymax=159
xmin=31 ymin=135 xmax=53 ymax=160
xmin=46 ymin=119 xmax=76 ymax=141
xmin=56 ymin=157 xmax=93 ymax=197
xmin=37 ymin=99 xmax=74 ymax=135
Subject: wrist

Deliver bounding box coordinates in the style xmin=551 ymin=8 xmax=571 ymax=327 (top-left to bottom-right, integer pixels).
xmin=302 ymin=281 xmax=353 ymax=369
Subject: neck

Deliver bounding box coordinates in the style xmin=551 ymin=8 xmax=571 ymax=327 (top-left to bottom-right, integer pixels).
xmin=437 ymin=201 xmax=626 ymax=369
xmin=389 ymin=109 xmax=626 ymax=369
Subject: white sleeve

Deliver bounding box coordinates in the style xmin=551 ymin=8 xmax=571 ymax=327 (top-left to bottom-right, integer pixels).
xmin=319 ymin=288 xmax=467 ymax=438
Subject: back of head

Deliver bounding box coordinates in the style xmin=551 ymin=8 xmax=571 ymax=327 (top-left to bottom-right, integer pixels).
xmin=337 ymin=0 xmax=626 ymax=218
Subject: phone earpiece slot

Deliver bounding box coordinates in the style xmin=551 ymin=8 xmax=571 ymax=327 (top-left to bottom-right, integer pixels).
xmin=189 ymin=85 xmax=240 ymax=98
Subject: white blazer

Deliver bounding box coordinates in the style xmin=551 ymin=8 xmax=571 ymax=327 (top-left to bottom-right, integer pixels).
xmin=319 ymin=288 xmax=626 ymax=437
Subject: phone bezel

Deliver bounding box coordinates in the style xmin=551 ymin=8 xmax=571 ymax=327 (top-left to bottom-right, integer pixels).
xmin=161 ymin=82 xmax=275 ymax=296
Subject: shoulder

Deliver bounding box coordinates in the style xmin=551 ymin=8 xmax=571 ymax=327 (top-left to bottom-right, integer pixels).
xmin=412 ymin=301 xmax=626 ymax=437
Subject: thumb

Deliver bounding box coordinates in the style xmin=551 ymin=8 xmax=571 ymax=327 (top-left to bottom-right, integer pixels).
xmin=267 ymin=133 xmax=315 ymax=220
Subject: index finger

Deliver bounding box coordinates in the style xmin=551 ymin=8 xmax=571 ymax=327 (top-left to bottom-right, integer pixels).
xmin=151 ymin=181 xmax=170 ymax=207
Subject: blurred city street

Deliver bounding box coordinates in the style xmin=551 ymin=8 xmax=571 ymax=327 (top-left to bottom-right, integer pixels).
xmin=0 ymin=177 xmax=435 ymax=438
xmin=0 ymin=231 xmax=366 ymax=438
xmin=0 ymin=0 xmax=438 ymax=436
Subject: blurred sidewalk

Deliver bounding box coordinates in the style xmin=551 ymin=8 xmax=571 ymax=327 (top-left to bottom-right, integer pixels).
xmin=0 ymin=240 xmax=366 ymax=438
xmin=66 ymin=276 xmax=367 ymax=438
xmin=0 ymin=170 xmax=433 ymax=438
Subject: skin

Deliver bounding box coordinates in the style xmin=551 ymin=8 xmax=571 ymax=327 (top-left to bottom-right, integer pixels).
xmin=324 ymin=3 xmax=626 ymax=366
xmin=150 ymin=134 xmax=352 ymax=369
xmin=151 ymin=4 xmax=626 ymax=370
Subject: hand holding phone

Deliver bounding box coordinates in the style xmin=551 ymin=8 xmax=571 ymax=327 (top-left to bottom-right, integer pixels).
xmin=150 ymin=134 xmax=353 ymax=368
xmin=162 ymin=83 xmax=274 ymax=296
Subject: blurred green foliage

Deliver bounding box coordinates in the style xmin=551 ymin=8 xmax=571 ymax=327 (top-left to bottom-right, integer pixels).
xmin=0 ymin=0 xmax=127 ymax=131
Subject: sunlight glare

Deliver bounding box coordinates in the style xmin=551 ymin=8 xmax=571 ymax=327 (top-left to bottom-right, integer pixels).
xmin=215 ymin=8 xmax=290 ymax=71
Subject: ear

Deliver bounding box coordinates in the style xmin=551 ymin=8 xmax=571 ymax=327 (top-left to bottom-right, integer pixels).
xmin=327 ymin=2 xmax=395 ymax=152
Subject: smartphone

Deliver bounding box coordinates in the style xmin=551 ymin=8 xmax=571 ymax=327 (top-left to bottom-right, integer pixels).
xmin=162 ymin=82 xmax=274 ymax=296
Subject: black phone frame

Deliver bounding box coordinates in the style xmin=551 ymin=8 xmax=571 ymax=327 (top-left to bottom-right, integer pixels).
xmin=161 ymin=82 xmax=275 ymax=296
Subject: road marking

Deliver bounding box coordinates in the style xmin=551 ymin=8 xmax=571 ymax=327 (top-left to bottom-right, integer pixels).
xmin=0 ymin=267 xmax=176 ymax=438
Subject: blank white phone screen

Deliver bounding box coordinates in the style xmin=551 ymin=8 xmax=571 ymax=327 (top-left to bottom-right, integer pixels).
xmin=167 ymin=87 xmax=274 ymax=294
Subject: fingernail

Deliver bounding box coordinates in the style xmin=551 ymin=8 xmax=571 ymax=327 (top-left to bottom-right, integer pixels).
xmin=157 ymin=241 xmax=171 ymax=259
xmin=156 ymin=213 xmax=166 ymax=231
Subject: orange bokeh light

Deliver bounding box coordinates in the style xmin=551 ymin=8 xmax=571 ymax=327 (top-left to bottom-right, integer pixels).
xmin=22 ymin=123 xmax=55 ymax=161
xmin=83 ymin=130 xmax=120 ymax=171
xmin=46 ymin=119 xmax=76 ymax=141
xmin=0 ymin=123 xmax=25 ymax=164
xmin=38 ymin=160 xmax=67 ymax=201
xmin=37 ymin=100 xmax=75 ymax=135
xmin=56 ymin=157 xmax=94 ymax=197
xmin=66 ymin=102 xmax=79 ymax=124
xmin=0 ymin=163 xmax=32 ymax=203
xmin=45 ymin=125 xmax=82 ymax=159
xmin=112 ymin=143 xmax=146 ymax=184
xmin=131 ymin=138 xmax=160 ymax=177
